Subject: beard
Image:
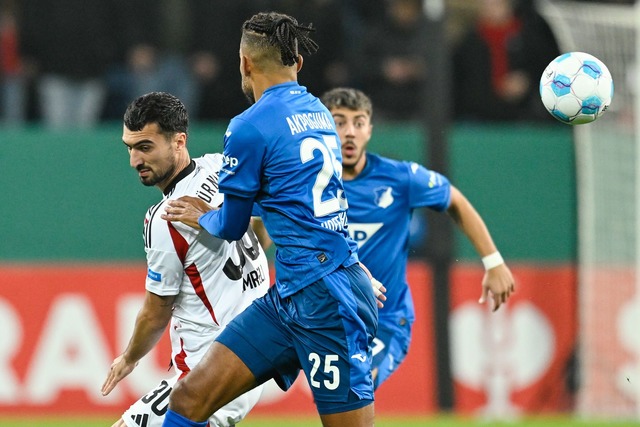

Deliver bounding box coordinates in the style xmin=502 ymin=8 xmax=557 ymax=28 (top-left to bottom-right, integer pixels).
xmin=137 ymin=164 xmax=175 ymax=187
xmin=241 ymin=76 xmax=255 ymax=105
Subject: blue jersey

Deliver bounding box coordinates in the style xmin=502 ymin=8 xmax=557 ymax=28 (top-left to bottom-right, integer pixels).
xmin=343 ymin=153 xmax=451 ymax=322
xmin=218 ymin=82 xmax=358 ymax=298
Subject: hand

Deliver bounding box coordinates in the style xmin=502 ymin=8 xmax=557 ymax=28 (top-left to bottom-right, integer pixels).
xmin=479 ymin=263 xmax=515 ymax=312
xmin=101 ymin=354 xmax=138 ymax=396
xmin=359 ymin=262 xmax=387 ymax=308
xmin=162 ymin=196 xmax=215 ymax=229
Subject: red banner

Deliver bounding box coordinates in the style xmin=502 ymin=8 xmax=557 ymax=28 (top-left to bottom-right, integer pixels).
xmin=0 ymin=262 xmax=576 ymax=417
xmin=450 ymin=265 xmax=577 ymax=415
xmin=0 ymin=262 xmax=435 ymax=417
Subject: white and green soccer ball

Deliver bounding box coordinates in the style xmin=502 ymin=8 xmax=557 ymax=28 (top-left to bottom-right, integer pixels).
xmin=539 ymin=52 xmax=614 ymax=125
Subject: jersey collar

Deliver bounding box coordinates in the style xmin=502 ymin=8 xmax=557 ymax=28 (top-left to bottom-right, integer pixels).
xmin=163 ymin=160 xmax=196 ymax=196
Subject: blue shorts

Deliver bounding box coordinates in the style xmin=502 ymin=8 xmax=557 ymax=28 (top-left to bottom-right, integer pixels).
xmin=217 ymin=263 xmax=378 ymax=415
xmin=371 ymin=317 xmax=412 ymax=389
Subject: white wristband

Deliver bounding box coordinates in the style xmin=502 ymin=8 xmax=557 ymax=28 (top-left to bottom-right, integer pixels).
xmin=482 ymin=252 xmax=504 ymax=270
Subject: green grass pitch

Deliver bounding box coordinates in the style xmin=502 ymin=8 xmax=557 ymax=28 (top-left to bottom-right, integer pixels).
xmin=1 ymin=415 xmax=639 ymax=427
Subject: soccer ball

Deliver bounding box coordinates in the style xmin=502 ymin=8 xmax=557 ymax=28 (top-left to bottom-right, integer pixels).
xmin=539 ymin=52 xmax=614 ymax=125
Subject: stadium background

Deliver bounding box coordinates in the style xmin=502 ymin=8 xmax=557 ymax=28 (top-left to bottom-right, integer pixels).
xmin=0 ymin=123 xmax=582 ymax=420
xmin=1 ymin=0 xmax=639 ymax=425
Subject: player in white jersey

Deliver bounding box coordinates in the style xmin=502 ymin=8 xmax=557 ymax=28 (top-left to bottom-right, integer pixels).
xmin=101 ymin=92 xmax=269 ymax=427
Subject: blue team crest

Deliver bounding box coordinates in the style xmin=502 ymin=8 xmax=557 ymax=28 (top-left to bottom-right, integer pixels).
xmin=374 ymin=187 xmax=394 ymax=208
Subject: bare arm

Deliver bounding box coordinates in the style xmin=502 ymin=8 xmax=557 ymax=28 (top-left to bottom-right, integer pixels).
xmin=101 ymin=291 xmax=175 ymax=396
xmin=250 ymin=216 xmax=272 ymax=250
xmin=447 ymin=186 xmax=515 ymax=311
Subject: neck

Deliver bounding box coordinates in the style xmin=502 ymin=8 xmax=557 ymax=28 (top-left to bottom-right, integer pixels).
xmin=158 ymin=155 xmax=191 ymax=193
xmin=252 ymin=70 xmax=297 ymax=102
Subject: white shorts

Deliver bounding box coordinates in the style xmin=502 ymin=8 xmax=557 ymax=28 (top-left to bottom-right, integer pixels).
xmin=122 ymin=374 xmax=263 ymax=427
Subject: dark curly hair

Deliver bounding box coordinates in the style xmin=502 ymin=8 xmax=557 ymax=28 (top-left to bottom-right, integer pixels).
xmin=123 ymin=92 xmax=188 ymax=137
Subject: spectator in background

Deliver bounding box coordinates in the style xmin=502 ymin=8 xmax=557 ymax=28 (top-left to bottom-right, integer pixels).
xmin=267 ymin=0 xmax=352 ymax=96
xmin=20 ymin=0 xmax=120 ymax=129
xmin=355 ymin=0 xmax=429 ymax=121
xmin=0 ymin=0 xmax=26 ymax=126
xmin=107 ymin=1 xmax=260 ymax=122
xmin=190 ymin=1 xmax=268 ymax=120
xmin=452 ymin=0 xmax=560 ymax=122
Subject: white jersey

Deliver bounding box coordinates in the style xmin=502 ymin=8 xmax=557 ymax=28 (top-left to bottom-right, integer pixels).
xmin=143 ymin=153 xmax=269 ymax=375
xmin=123 ymin=154 xmax=269 ymax=427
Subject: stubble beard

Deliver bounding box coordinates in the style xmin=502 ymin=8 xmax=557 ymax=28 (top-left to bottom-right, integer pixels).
xmin=242 ymin=76 xmax=255 ymax=105
xmin=138 ymin=164 xmax=176 ymax=187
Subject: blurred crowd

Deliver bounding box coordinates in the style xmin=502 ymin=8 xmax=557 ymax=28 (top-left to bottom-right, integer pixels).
xmin=0 ymin=0 xmax=621 ymax=129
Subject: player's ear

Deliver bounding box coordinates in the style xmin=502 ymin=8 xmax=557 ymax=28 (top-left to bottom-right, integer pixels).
xmin=241 ymin=54 xmax=252 ymax=77
xmin=174 ymin=132 xmax=187 ymax=150
xmin=296 ymin=55 xmax=303 ymax=73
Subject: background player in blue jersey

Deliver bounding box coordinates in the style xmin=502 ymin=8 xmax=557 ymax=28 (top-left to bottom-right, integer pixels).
xmin=160 ymin=12 xmax=382 ymax=427
xmin=320 ymin=87 xmax=516 ymax=389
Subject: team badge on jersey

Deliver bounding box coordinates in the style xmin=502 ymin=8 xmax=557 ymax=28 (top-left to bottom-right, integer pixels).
xmin=374 ymin=187 xmax=394 ymax=209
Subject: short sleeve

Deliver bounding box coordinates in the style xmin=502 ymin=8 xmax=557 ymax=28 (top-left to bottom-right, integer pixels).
xmin=407 ymin=162 xmax=451 ymax=212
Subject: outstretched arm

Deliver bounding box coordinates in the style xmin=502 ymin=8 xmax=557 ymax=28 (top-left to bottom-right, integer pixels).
xmin=446 ymin=186 xmax=515 ymax=311
xmin=101 ymin=291 xmax=175 ymax=396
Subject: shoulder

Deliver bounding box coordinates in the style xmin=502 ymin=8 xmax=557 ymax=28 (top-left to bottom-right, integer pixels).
xmin=194 ymin=153 xmax=224 ymax=172
xmin=227 ymin=114 xmax=267 ymax=147
xmin=368 ymin=153 xmax=415 ymax=176
xmin=144 ymin=199 xmax=172 ymax=251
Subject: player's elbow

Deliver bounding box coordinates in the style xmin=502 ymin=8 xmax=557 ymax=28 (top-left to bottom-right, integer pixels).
xmin=217 ymin=225 xmax=245 ymax=242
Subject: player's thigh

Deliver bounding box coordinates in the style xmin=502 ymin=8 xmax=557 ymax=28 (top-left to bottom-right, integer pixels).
xmin=170 ymin=341 xmax=258 ymax=421
xmin=320 ymin=401 xmax=375 ymax=427
xmin=216 ymin=287 xmax=302 ymax=391
xmin=125 ymin=373 xmax=261 ymax=427
xmin=371 ymin=319 xmax=412 ymax=389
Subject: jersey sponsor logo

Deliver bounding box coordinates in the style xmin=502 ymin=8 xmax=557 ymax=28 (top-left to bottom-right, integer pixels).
xmin=222 ymin=155 xmax=238 ymax=168
xmin=286 ymin=112 xmax=334 ymax=135
xmin=348 ymin=223 xmax=383 ymax=249
xmin=147 ymin=268 xmax=162 ymax=282
xmin=374 ymin=186 xmax=394 ymax=208
xmin=243 ymin=264 xmax=266 ymax=291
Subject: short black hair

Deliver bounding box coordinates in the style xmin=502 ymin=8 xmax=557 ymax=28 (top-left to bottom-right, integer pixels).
xmin=123 ymin=92 xmax=188 ymax=137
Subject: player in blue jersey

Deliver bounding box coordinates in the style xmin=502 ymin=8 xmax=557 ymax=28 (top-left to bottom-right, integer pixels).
xmin=320 ymin=87 xmax=516 ymax=389
xmin=160 ymin=12 xmax=383 ymax=427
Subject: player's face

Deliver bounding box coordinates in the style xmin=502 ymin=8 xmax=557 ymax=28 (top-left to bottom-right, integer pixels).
xmin=331 ymin=107 xmax=372 ymax=177
xmin=122 ymin=123 xmax=180 ymax=188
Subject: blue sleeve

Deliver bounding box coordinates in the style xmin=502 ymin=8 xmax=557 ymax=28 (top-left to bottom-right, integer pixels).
xmin=198 ymin=194 xmax=253 ymax=241
xmin=407 ymin=162 xmax=451 ymax=211
xmin=218 ymin=118 xmax=266 ymax=198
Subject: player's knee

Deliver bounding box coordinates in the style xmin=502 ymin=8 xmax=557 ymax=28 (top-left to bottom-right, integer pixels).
xmin=169 ymin=378 xmax=202 ymax=418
